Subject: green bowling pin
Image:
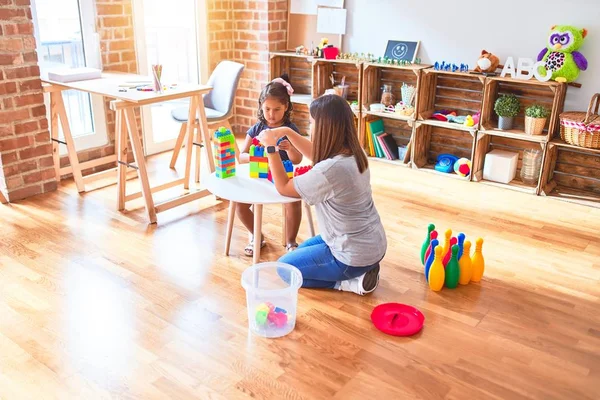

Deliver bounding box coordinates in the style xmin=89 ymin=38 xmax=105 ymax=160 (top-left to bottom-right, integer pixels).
xmin=421 ymin=224 xmax=435 ymax=265
xmin=445 ymin=245 xmax=460 ymax=289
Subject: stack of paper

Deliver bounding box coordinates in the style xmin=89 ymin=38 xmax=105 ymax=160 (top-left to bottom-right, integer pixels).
xmin=47 ymin=67 xmax=102 ymax=83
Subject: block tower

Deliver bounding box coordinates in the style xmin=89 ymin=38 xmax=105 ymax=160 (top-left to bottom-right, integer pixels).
xmin=213 ymin=127 xmax=236 ymax=179
xmin=249 ymin=138 xmax=268 ymax=178
xmin=267 ymin=160 xmax=294 ymax=183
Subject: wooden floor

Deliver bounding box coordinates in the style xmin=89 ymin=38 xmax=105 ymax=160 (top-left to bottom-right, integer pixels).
xmin=1 ymin=152 xmax=599 ymax=399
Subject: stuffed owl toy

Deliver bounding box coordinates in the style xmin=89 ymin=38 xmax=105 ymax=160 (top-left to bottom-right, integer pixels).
xmin=537 ymin=25 xmax=588 ymax=83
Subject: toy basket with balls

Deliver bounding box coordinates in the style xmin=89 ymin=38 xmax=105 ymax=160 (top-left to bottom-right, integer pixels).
xmin=559 ymin=93 xmax=600 ymax=149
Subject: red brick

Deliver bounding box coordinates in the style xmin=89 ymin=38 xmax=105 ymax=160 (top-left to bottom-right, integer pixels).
xmin=5 ymin=66 xmax=39 ymax=80
xmin=0 ymin=0 xmax=14 ymax=6
xmin=31 ymin=105 xmax=46 ymax=117
xmin=0 ymin=8 xmax=25 ymax=20
xmin=15 ymin=0 xmax=29 ymax=5
xmin=43 ymin=180 xmax=57 ymax=193
xmin=13 ymin=93 xmax=43 ymax=107
xmin=0 ymin=135 xmax=33 ymax=151
xmin=1 ymin=151 xmax=18 ymax=164
xmin=40 ymin=168 xmax=55 ymax=181
xmin=3 ymin=98 xmax=14 ymax=109
xmin=102 ymin=16 xmax=130 ymax=28
xmin=14 ymin=120 xmax=37 ymax=135
xmin=39 ymin=155 xmax=54 ymax=168
xmin=17 ymin=22 xmax=33 ymax=35
xmin=3 ymin=160 xmax=37 ymax=177
xmin=8 ymin=184 xmax=42 ymax=201
xmin=19 ymin=143 xmax=52 ymax=160
xmin=19 ymin=79 xmax=41 ymax=93
xmin=39 ymin=118 xmax=48 ymax=130
xmin=96 ymin=4 xmax=123 ymax=15
xmin=0 ymin=108 xmax=29 ymax=124
xmin=109 ymin=39 xmax=134 ymax=51
xmin=23 ymin=36 xmax=37 ymax=50
xmin=120 ymin=51 xmax=136 ymax=62
xmin=22 ymin=170 xmax=42 ymax=185
xmin=22 ymin=52 xmax=36 ymax=63
xmin=0 ymin=125 xmax=13 ymax=138
xmin=35 ymin=131 xmax=49 ymax=143
xmin=6 ymin=175 xmax=23 ymax=190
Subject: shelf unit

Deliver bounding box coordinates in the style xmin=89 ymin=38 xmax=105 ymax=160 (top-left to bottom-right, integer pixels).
xmin=539 ymin=140 xmax=600 ymax=207
xmin=268 ymin=54 xmax=600 ymax=208
xmin=479 ymin=76 xmax=567 ymax=143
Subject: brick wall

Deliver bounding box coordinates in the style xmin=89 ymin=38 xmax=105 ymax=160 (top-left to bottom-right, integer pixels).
xmin=0 ymin=0 xmax=55 ymax=201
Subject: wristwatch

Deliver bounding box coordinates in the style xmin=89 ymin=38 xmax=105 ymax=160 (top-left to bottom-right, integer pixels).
xmin=266 ymin=145 xmax=277 ymax=154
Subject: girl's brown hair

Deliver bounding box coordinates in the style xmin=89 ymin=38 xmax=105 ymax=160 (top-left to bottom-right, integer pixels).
xmin=257 ymin=74 xmax=293 ymax=125
xmin=309 ymin=94 xmax=368 ymax=173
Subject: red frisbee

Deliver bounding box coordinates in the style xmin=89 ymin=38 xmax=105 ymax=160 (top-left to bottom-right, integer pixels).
xmin=370 ymin=303 xmax=425 ymax=336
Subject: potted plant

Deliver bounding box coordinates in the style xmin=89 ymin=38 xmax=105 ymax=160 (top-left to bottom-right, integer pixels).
xmin=524 ymin=104 xmax=550 ymax=135
xmin=494 ymin=94 xmax=520 ymax=130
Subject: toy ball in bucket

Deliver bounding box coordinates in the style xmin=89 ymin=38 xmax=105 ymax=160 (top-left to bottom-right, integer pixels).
xmin=241 ymin=262 xmax=303 ymax=338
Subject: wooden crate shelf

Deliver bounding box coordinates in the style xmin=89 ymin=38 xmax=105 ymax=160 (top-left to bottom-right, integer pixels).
xmin=314 ymin=59 xmax=362 ymax=103
xmin=412 ymin=121 xmax=476 ymax=181
xmin=362 ymin=114 xmax=412 ymax=166
xmin=270 ymin=52 xmax=316 ymax=101
xmin=480 ymin=76 xmax=567 ymax=142
xmin=362 ymin=63 xmax=426 ymax=120
xmin=417 ymin=69 xmax=485 ymax=130
xmin=539 ymin=141 xmax=600 ymax=207
xmin=473 ymin=133 xmax=546 ymax=195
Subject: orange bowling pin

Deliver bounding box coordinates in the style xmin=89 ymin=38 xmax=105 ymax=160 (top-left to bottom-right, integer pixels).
xmin=442 ymin=229 xmax=452 ymax=258
xmin=471 ymin=238 xmax=485 ymax=282
xmin=428 ymin=246 xmax=445 ymax=292
xmin=459 ymin=240 xmax=473 ymax=285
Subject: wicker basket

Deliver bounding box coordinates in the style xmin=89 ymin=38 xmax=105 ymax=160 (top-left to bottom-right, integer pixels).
xmin=524 ymin=116 xmax=546 ymax=135
xmin=559 ymin=93 xmax=600 ymax=149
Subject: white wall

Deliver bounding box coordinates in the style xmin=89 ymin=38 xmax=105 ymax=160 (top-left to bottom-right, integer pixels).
xmin=343 ymin=0 xmax=598 ymax=111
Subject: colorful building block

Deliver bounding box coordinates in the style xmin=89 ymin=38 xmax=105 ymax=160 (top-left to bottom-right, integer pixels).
xmin=213 ymin=126 xmax=236 ymax=179
xmin=294 ymin=165 xmax=313 ymax=177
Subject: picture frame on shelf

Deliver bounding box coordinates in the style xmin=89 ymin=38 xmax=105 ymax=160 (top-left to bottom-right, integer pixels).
xmin=384 ymin=40 xmax=420 ymax=63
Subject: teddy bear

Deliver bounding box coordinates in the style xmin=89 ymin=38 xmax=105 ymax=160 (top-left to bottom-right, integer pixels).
xmin=474 ymin=50 xmax=500 ymax=73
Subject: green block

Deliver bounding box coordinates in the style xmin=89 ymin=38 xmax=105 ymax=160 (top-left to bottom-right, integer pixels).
xmin=255 ymin=310 xmax=268 ymax=326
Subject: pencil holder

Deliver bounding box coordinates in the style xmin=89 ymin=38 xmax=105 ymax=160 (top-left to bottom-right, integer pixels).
xmin=152 ymin=64 xmax=163 ymax=93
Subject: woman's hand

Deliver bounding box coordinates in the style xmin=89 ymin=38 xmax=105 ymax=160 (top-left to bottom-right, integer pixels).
xmin=278 ymin=139 xmax=290 ymax=151
xmin=258 ymin=128 xmax=283 ymax=147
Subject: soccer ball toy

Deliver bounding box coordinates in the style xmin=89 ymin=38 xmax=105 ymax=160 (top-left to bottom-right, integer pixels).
xmin=454 ymin=158 xmax=471 ymax=177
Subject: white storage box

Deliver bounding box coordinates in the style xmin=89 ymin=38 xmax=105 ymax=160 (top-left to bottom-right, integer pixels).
xmin=483 ymin=149 xmax=519 ymax=184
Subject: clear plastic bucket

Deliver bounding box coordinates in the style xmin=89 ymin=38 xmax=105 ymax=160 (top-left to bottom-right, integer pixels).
xmin=241 ymin=262 xmax=303 ymax=338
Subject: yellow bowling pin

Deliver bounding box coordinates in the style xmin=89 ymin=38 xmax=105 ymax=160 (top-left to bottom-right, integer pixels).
xmin=428 ymin=246 xmax=445 ymax=292
xmin=459 ymin=240 xmax=473 ymax=285
xmin=471 ymin=238 xmax=485 ymax=282
xmin=442 ymin=229 xmax=452 ymax=258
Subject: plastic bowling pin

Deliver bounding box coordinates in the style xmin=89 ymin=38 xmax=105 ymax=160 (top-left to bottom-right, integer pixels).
xmin=421 ymin=224 xmax=435 ymax=265
xmin=442 ymin=229 xmax=452 ymax=257
xmin=424 ymin=230 xmax=438 ymax=263
xmin=424 ymin=239 xmax=439 ymax=281
xmin=459 ymin=240 xmax=473 ymax=285
xmin=443 ymin=237 xmax=457 ymax=267
xmin=471 ymin=238 xmax=485 ymax=282
xmin=445 ymin=245 xmax=460 ymax=289
xmin=428 ymin=246 xmax=445 ymax=292
xmin=457 ymin=233 xmax=466 ymax=260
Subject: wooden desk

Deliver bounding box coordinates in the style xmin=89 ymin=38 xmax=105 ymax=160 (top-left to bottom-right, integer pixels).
xmin=42 ymin=73 xmax=215 ymax=224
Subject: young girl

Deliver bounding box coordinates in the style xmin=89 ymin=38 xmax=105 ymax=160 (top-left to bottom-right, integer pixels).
xmin=238 ymin=76 xmax=304 ymax=256
xmin=257 ymin=94 xmax=386 ymax=295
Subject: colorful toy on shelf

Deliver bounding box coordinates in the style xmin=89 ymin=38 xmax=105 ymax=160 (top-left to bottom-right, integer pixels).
xmin=471 ymin=238 xmax=485 ymax=282
xmin=474 ymin=50 xmax=500 ymax=74
xmin=434 ymin=61 xmax=469 ymax=72
xmin=464 ymin=115 xmax=475 ymax=127
xmin=255 ymin=302 xmax=288 ymax=328
xmin=213 ymin=127 xmax=236 ymax=179
xmin=420 ymin=224 xmax=485 ymax=291
xmin=435 ymin=154 xmax=459 ymax=173
xmin=537 ymin=25 xmax=588 ymax=83
xmin=454 ymin=158 xmax=472 ymax=178
xmin=445 ymin=245 xmax=460 ymax=289
xmin=249 ymin=137 xmax=268 ymax=178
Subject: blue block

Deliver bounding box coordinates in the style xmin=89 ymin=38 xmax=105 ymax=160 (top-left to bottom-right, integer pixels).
xmin=258 ymin=172 xmax=268 ymax=178
xmin=255 ymin=147 xmax=264 ymax=157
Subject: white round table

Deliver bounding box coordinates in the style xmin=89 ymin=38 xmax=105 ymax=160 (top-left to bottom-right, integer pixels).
xmin=204 ymin=163 xmax=315 ymax=263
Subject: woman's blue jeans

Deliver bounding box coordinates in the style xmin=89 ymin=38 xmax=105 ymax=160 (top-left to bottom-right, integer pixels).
xmin=278 ymin=235 xmax=380 ymax=289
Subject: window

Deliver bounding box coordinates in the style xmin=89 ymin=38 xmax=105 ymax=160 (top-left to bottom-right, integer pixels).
xmin=31 ymin=0 xmax=107 ymax=153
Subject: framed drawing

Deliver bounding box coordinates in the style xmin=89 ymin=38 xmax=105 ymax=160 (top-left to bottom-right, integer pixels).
xmin=384 ymin=40 xmax=420 ymax=63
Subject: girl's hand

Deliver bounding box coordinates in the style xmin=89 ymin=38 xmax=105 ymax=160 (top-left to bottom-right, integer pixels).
xmin=278 ymin=139 xmax=290 ymax=151
xmin=257 ymin=128 xmax=280 ymax=147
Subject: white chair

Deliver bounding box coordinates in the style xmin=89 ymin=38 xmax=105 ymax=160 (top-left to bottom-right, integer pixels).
xmin=169 ymin=60 xmax=245 ymax=182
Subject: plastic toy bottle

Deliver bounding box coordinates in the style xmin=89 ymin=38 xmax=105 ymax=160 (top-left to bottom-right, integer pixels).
xmin=442 ymin=229 xmax=452 ymax=258
xmin=424 ymin=239 xmax=439 ymax=281
xmin=471 ymin=238 xmax=485 ymax=282
xmin=445 ymin=245 xmax=460 ymax=289
xmin=459 ymin=240 xmax=473 ymax=285
xmin=457 ymin=233 xmax=466 ymax=260
xmin=428 ymin=246 xmax=445 ymax=292
xmin=443 ymin=237 xmax=457 ymax=267
xmin=420 ymin=224 xmax=435 ymax=265
xmin=424 ymin=230 xmax=438 ymax=263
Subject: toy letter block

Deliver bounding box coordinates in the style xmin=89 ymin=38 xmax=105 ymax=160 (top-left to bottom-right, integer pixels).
xmin=294 ymin=165 xmax=313 ymax=177
xmin=213 ymin=126 xmax=236 ymax=179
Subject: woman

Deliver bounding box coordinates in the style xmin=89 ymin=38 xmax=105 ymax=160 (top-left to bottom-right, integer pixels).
xmin=258 ymin=94 xmax=387 ymax=295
